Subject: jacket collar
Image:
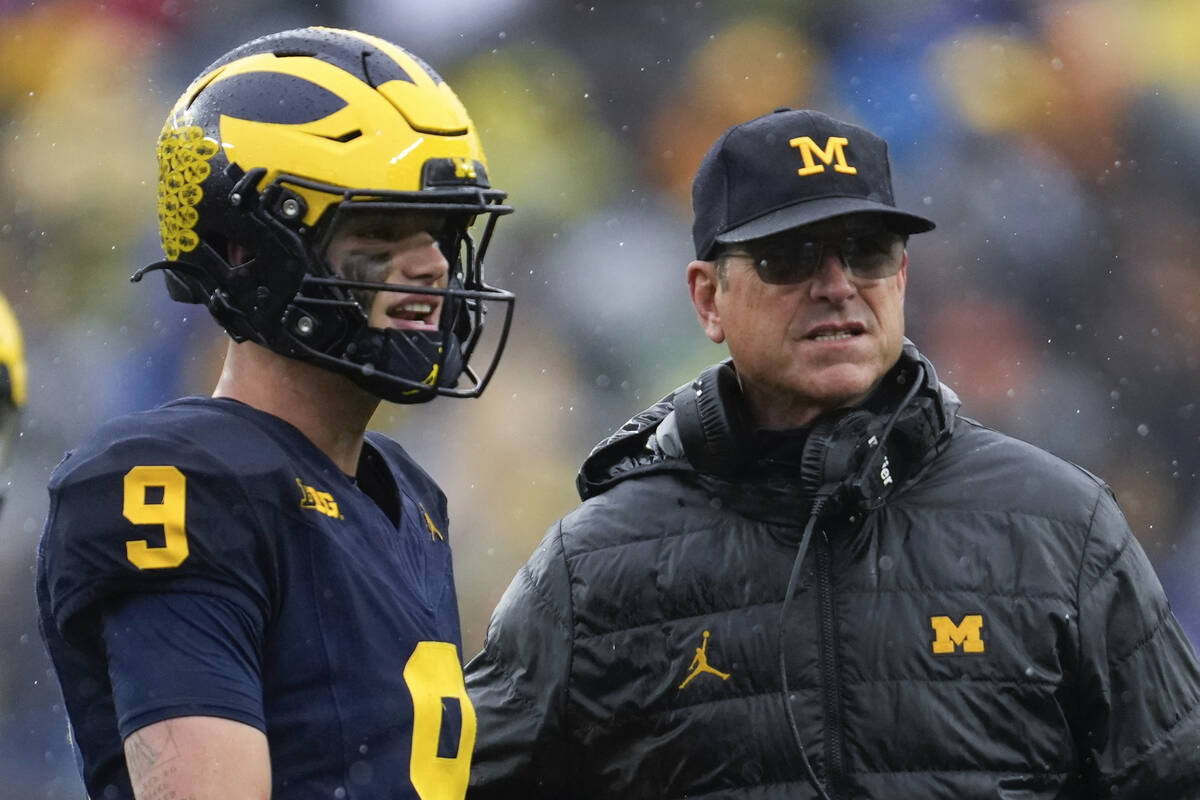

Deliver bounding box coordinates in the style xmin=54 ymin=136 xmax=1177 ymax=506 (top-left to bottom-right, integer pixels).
xmin=576 ymin=340 xmax=959 ymax=507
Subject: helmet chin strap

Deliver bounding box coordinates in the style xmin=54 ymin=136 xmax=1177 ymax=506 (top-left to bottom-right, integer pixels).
xmin=344 ymin=325 xmax=465 ymax=404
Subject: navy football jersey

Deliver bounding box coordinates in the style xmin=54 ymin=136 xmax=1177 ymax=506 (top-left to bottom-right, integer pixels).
xmin=36 ymin=397 xmax=474 ymax=799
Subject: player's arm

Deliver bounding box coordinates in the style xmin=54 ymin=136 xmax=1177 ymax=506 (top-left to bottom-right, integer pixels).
xmin=41 ymin=426 xmax=282 ymax=796
xmin=102 ymin=589 xmax=273 ymax=799
xmin=124 ymin=716 xmax=270 ymax=800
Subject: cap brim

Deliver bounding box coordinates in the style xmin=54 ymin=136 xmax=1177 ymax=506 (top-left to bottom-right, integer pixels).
xmin=714 ymin=196 xmax=935 ymax=250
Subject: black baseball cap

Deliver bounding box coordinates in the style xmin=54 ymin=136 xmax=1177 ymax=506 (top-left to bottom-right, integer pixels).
xmin=691 ymin=108 xmax=935 ymax=260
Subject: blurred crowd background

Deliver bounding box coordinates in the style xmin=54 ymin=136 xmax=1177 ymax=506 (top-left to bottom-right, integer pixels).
xmin=3 ymin=0 xmax=1200 ymax=794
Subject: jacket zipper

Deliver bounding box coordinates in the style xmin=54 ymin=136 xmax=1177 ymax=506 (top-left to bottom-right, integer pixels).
xmin=817 ymin=528 xmax=845 ymax=798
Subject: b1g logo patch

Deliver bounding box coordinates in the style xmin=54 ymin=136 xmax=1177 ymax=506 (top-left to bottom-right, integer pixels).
xmin=297 ymin=479 xmax=342 ymax=519
xmin=930 ymin=614 xmax=985 ymax=654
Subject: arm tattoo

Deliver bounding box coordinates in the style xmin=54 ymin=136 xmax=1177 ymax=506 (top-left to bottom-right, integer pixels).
xmin=125 ymin=721 xmax=195 ymax=800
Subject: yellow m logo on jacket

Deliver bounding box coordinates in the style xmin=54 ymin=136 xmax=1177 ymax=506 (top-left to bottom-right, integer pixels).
xmin=930 ymin=614 xmax=985 ymax=654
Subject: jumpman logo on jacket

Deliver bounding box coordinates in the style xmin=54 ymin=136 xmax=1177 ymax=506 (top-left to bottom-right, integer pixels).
xmin=679 ymin=630 xmax=731 ymax=689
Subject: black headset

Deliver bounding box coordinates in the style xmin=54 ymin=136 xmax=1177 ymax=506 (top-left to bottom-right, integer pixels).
xmin=672 ymin=358 xmax=942 ymax=514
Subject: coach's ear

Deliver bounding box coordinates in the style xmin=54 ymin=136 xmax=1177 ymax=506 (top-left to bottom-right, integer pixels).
xmin=688 ymin=260 xmax=725 ymax=344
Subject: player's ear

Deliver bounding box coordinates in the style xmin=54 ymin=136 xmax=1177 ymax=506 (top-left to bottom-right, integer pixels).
xmin=688 ymin=260 xmax=725 ymax=344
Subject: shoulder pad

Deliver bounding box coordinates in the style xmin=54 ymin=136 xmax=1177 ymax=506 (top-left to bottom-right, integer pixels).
xmin=40 ymin=405 xmax=294 ymax=645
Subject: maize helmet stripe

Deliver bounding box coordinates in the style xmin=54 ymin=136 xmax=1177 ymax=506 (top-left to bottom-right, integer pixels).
xmin=324 ymin=28 xmax=473 ymax=135
xmin=317 ymin=26 xmax=445 ymax=89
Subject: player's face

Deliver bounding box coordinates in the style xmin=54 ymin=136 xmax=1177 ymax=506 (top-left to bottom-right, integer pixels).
xmin=690 ymin=219 xmax=908 ymax=428
xmin=323 ymin=212 xmax=450 ymax=331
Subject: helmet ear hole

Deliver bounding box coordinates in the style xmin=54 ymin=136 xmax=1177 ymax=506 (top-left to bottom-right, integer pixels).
xmin=221 ymin=235 xmax=255 ymax=268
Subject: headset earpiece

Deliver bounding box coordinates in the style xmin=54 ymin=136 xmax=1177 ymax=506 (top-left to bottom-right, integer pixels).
xmin=673 ymin=363 xmax=751 ymax=476
xmin=799 ymin=409 xmax=901 ymax=512
xmin=800 ymin=410 xmax=875 ymax=503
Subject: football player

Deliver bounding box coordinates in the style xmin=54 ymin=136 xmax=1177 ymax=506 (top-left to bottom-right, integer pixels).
xmin=36 ymin=27 xmax=513 ymax=800
xmin=0 ymin=289 xmax=27 ymax=516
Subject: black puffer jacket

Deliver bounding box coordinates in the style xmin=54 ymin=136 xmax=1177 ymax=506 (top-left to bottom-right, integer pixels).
xmin=466 ymin=347 xmax=1200 ymax=799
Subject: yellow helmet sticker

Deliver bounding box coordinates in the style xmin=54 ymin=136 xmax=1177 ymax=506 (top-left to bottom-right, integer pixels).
xmin=156 ymin=121 xmax=220 ymax=259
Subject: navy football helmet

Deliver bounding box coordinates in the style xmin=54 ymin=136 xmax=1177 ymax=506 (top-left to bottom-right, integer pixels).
xmin=137 ymin=27 xmax=514 ymax=402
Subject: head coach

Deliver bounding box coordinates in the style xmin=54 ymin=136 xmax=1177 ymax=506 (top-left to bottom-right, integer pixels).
xmin=465 ymin=108 xmax=1200 ymax=800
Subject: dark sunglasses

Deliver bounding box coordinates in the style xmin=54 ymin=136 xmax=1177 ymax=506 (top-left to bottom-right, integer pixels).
xmin=722 ymin=231 xmax=906 ymax=285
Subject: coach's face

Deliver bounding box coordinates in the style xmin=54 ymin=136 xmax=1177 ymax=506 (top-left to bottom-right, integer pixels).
xmin=687 ymin=217 xmax=908 ymax=429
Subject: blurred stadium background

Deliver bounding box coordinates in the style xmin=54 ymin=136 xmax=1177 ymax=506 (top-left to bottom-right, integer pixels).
xmin=3 ymin=0 xmax=1200 ymax=793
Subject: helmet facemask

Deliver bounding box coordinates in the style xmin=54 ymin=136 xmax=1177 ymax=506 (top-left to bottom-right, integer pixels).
xmin=283 ymin=190 xmax=514 ymax=403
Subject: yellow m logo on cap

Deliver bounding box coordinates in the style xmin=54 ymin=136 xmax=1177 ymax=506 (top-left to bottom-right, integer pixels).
xmin=930 ymin=614 xmax=985 ymax=654
xmin=789 ymin=135 xmax=858 ymax=177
